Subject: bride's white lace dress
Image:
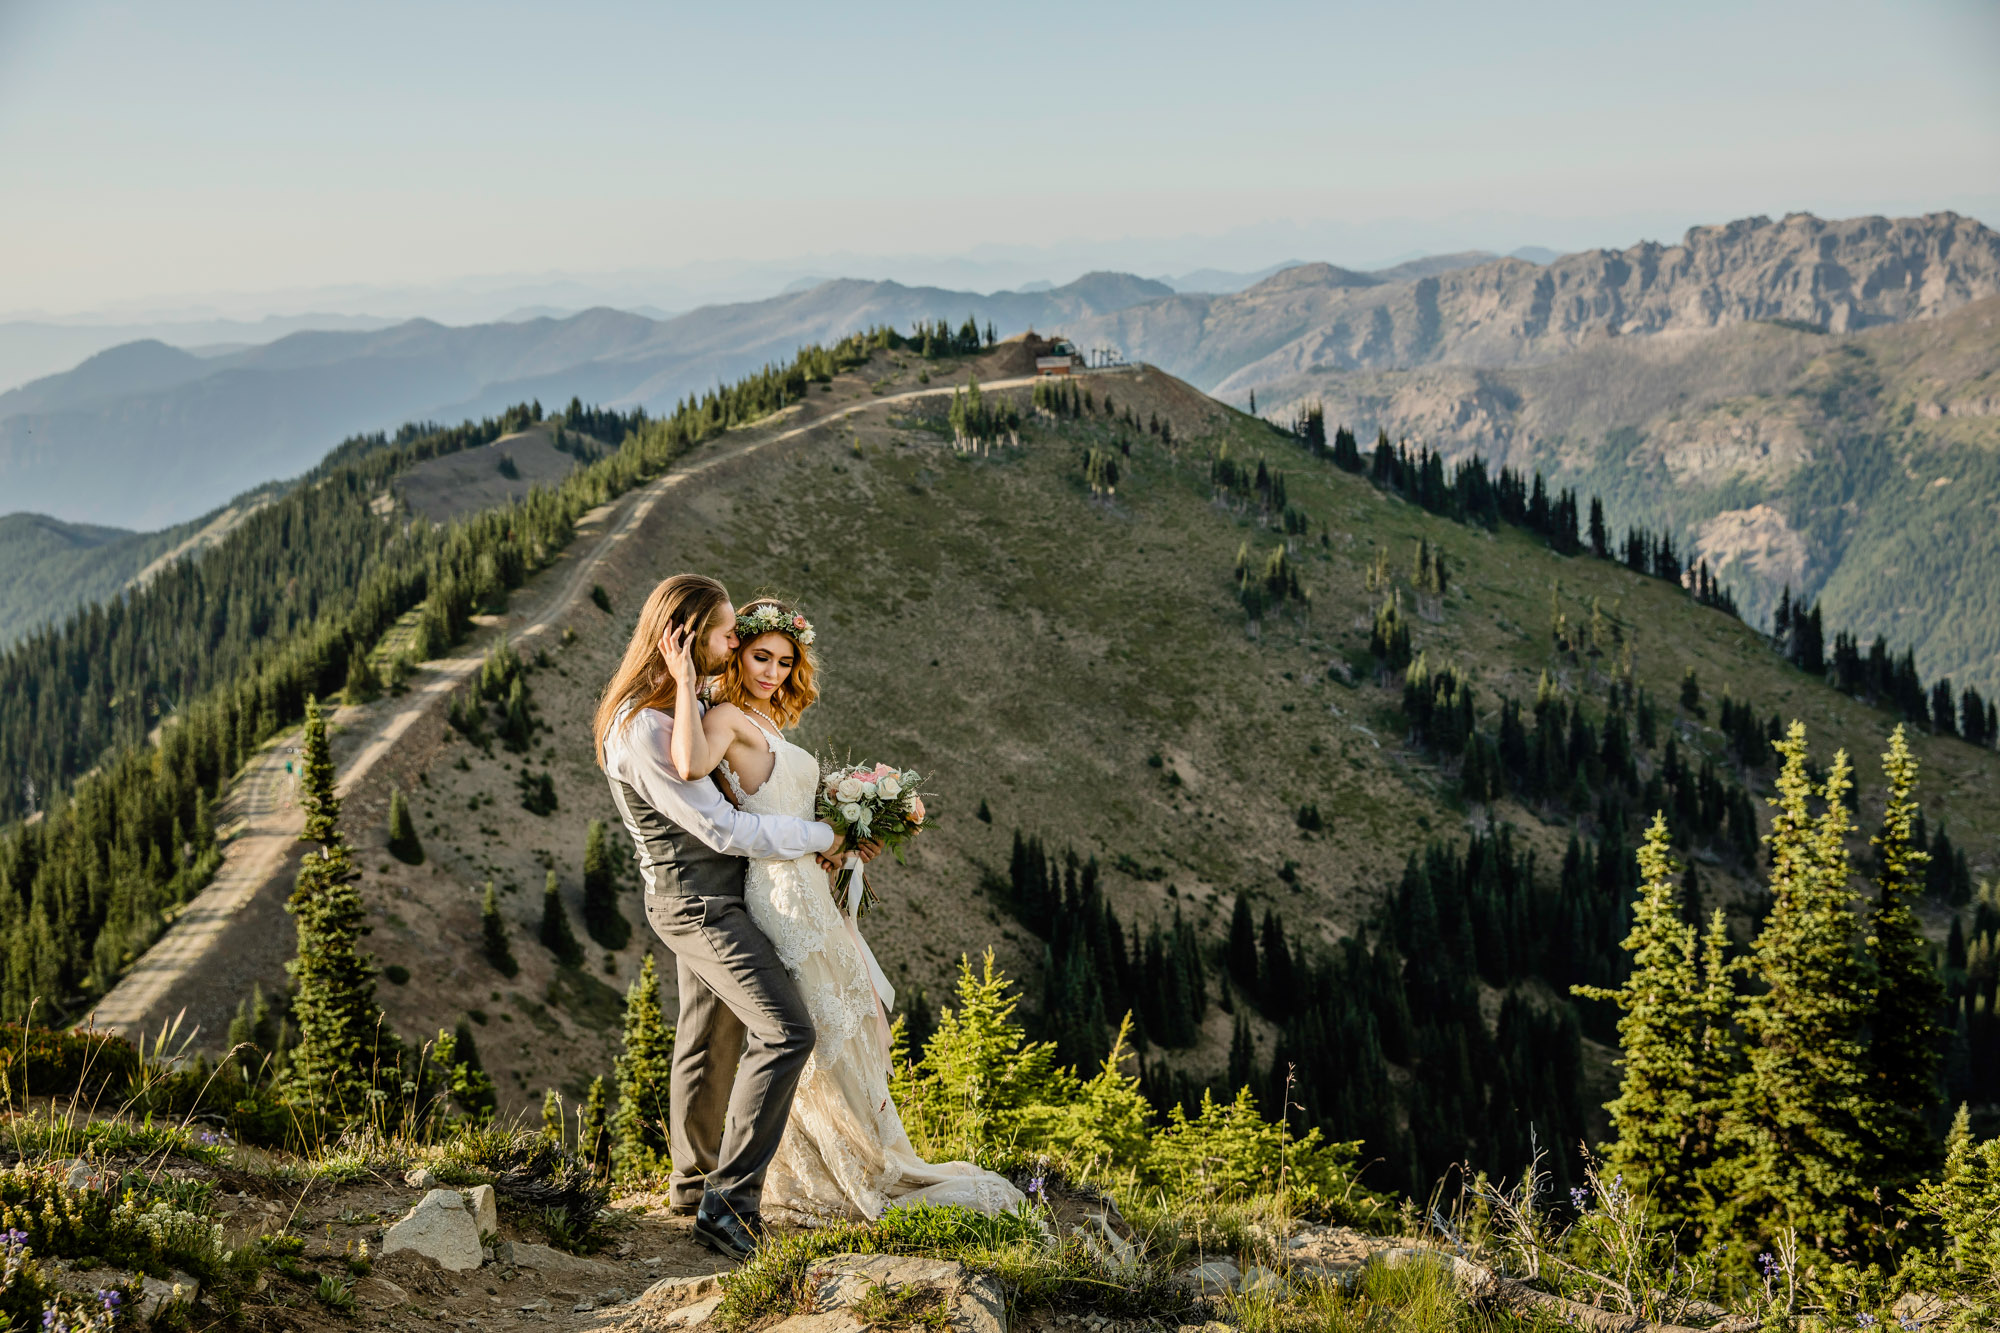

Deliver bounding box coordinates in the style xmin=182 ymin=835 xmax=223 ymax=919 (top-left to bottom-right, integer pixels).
xmin=723 ymin=715 xmax=1023 ymax=1225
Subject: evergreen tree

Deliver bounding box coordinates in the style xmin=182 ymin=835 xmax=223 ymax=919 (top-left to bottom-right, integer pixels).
xmin=582 ymin=819 xmax=629 ymax=949
xmin=540 ymin=870 xmax=583 ymax=966
xmin=579 ymin=1075 xmax=610 ymax=1181
xmin=281 ymin=696 xmax=384 ymax=1120
xmin=1720 ymin=724 xmax=1873 ymax=1257
xmin=1227 ymin=1012 xmax=1256 ymax=1095
xmin=1227 ymin=895 xmax=1259 ymax=997
xmin=1575 ymin=814 xmax=1711 ymax=1236
xmin=1862 ymin=726 xmax=1943 ymax=1191
xmin=435 ymin=1020 xmax=498 ymax=1121
xmin=481 ymin=881 xmax=519 ymax=977
xmin=342 ymin=642 xmax=382 ymax=704
xmin=611 ymin=952 xmax=675 ymax=1181
xmin=386 ymin=785 xmax=423 ymax=864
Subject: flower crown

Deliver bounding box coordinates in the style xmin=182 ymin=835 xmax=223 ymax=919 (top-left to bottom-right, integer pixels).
xmin=736 ymin=601 xmax=815 ymax=646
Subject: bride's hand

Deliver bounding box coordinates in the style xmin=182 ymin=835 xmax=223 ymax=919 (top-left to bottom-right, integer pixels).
xmin=659 ymin=622 xmax=699 ymax=686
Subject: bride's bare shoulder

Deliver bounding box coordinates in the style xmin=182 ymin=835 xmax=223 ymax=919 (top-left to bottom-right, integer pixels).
xmin=704 ymin=700 xmax=751 ymax=735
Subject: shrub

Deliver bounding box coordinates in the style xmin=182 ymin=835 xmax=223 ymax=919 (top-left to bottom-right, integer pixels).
xmin=0 ymin=1025 xmax=139 ymax=1102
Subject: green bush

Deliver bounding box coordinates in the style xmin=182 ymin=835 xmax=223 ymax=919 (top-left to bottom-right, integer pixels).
xmin=0 ymin=1025 xmax=139 ymax=1101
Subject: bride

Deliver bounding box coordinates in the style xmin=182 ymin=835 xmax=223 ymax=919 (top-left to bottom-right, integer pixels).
xmin=662 ymin=598 xmax=1023 ymax=1225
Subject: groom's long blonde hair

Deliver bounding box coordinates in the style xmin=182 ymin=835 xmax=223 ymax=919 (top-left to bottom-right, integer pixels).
xmin=593 ymin=574 xmax=731 ymax=766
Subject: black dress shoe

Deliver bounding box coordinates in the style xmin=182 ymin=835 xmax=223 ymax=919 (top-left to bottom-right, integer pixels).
xmin=692 ymin=1207 xmax=758 ymax=1262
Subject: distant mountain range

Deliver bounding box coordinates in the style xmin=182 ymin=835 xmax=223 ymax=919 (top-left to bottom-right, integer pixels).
xmin=0 ymin=271 xmax=1180 ymax=530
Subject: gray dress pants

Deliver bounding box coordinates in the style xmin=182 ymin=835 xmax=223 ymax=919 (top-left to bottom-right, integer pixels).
xmin=644 ymin=891 xmax=815 ymax=1217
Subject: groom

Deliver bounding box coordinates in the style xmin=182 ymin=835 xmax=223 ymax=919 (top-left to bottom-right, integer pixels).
xmin=597 ymin=573 xmax=877 ymax=1260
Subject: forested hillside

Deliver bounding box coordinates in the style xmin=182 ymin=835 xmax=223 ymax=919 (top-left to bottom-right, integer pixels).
xmin=1254 ymin=295 xmax=2000 ymax=699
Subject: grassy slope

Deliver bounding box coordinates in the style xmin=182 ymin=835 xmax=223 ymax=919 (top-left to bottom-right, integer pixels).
xmin=342 ymin=348 xmax=1999 ymax=1117
xmin=1244 ymin=295 xmax=2000 ymax=695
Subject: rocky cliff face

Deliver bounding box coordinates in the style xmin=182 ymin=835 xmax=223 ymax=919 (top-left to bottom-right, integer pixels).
xmin=1070 ymin=212 xmax=2000 ymax=392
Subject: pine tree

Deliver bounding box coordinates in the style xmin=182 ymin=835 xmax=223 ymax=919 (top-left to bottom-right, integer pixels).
xmin=342 ymin=642 xmax=382 ymax=705
xmin=1227 ymin=1012 xmax=1256 ymax=1095
xmin=582 ymin=819 xmax=629 ymax=949
xmin=1720 ymin=724 xmax=1873 ymax=1257
xmin=1574 ymin=813 xmax=1710 ymax=1234
xmin=386 ymin=785 xmax=423 ymax=864
xmin=540 ymin=870 xmax=583 ymax=966
xmin=282 ymin=696 xmax=384 ymax=1120
xmin=1862 ymin=725 xmax=1943 ymax=1192
xmin=579 ymin=1075 xmax=610 ymax=1181
xmin=1227 ymin=895 xmax=1259 ymax=997
xmin=481 ymin=881 xmax=519 ymax=977
xmin=435 ymin=1021 xmax=498 ymax=1121
xmin=611 ymin=952 xmax=675 ymax=1181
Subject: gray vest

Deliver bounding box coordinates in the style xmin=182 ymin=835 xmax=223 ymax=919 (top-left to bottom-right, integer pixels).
xmin=607 ymin=778 xmax=747 ymax=899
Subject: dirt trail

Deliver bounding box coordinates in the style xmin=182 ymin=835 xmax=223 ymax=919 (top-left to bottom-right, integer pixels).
xmin=79 ymin=373 xmax=1034 ymax=1042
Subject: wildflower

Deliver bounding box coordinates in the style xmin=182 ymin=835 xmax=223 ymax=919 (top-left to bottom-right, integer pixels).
xmin=1757 ymin=1252 xmax=1778 ymax=1278
xmin=1856 ymin=1316 xmax=1876 ymax=1329
xmin=1898 ymin=1320 xmax=1921 ymax=1331
xmin=97 ymin=1291 xmax=121 ymax=1312
xmin=1569 ymin=1186 xmax=1589 ymax=1211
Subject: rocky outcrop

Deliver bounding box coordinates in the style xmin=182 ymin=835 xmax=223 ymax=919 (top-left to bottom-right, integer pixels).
xmin=1069 ymin=212 xmax=2000 ymax=390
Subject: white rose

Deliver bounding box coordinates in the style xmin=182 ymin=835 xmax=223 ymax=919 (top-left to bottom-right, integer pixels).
xmin=836 ymin=777 xmax=865 ymax=802
xmin=878 ymin=776 xmax=902 ymax=798
xmin=860 ymin=780 xmax=878 ymax=799
xmin=840 ymin=802 xmax=864 ymax=823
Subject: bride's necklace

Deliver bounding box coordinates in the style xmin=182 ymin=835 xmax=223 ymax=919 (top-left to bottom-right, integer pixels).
xmin=743 ymin=703 xmax=783 ymax=734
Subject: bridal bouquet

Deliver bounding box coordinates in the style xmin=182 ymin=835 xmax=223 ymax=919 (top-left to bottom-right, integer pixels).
xmin=817 ymin=762 xmax=930 ymax=915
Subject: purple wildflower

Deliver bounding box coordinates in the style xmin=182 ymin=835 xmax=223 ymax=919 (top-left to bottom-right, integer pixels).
xmin=1857 ymin=1315 xmax=1876 ymax=1328
xmin=1899 ymin=1320 xmax=1922 ymax=1331
xmin=1569 ymin=1187 xmax=1589 ymax=1210
xmin=98 ymin=1290 xmax=122 ymax=1311
xmin=1757 ymin=1252 xmax=1778 ymax=1278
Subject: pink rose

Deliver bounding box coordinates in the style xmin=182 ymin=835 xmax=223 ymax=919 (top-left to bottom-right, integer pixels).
xmin=910 ymin=797 xmax=926 ymax=822
xmin=872 ymin=763 xmax=896 ymax=777
xmin=792 ymin=615 xmax=807 ymax=629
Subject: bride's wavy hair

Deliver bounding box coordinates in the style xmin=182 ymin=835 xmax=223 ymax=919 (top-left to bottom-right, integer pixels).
xmin=713 ymin=597 xmax=819 ymax=729
xmin=593 ymin=573 xmax=731 ymax=766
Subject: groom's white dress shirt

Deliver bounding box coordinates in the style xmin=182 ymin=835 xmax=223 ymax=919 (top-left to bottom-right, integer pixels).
xmin=602 ymin=704 xmax=834 ymax=885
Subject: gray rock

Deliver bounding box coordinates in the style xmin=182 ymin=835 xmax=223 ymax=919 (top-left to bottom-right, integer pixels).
xmin=136 ymin=1272 xmax=199 ymax=1320
xmin=467 ymin=1182 xmax=498 ymax=1235
xmin=63 ymin=1159 xmax=94 ymax=1191
xmin=1183 ymin=1259 xmax=1241 ymax=1294
xmin=655 ymin=1294 xmax=723 ymax=1328
xmin=508 ymin=1240 xmax=627 ymax=1280
xmin=629 ymin=1273 xmax=727 ymax=1324
xmin=768 ymin=1314 xmax=868 ymax=1333
xmin=1238 ymin=1263 xmax=1284 ymax=1296
xmin=405 ymin=1166 xmax=438 ymax=1190
xmin=382 ymin=1188 xmax=483 ymax=1272
xmin=804 ymin=1253 xmax=1003 ymax=1333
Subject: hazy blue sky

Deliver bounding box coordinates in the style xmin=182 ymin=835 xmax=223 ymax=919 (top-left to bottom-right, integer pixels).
xmin=2 ymin=0 xmax=1996 ymax=317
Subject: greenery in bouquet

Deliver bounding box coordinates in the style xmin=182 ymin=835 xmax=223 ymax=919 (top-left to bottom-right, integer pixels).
xmin=816 ymin=761 xmax=930 ymax=912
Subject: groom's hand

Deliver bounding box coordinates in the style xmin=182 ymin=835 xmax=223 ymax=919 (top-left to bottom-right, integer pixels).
xmin=814 ymin=838 xmax=884 ymax=875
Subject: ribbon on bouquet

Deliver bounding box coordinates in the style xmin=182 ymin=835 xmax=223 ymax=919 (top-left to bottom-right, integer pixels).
xmin=842 ymin=853 xmax=865 ymax=917
xmin=833 ymin=854 xmax=897 ymax=1016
